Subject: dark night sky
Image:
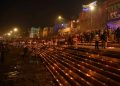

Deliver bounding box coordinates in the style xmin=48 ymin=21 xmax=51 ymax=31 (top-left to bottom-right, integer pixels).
xmin=0 ymin=0 xmax=94 ymax=34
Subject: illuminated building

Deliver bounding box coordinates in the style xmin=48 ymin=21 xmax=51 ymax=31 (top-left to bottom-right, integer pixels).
xmin=43 ymin=27 xmax=48 ymax=37
xmin=54 ymin=23 xmax=68 ymax=34
xmin=79 ymin=1 xmax=98 ymax=31
xmin=42 ymin=27 xmax=54 ymax=38
xmin=58 ymin=27 xmax=71 ymax=36
xmin=79 ymin=11 xmax=90 ymax=31
xmin=79 ymin=0 xmax=120 ymax=30
xmin=30 ymin=27 xmax=40 ymax=38
xmin=102 ymin=0 xmax=120 ymax=29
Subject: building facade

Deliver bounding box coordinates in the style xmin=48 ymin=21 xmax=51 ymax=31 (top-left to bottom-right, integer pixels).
xmin=102 ymin=0 xmax=120 ymax=29
xmin=79 ymin=1 xmax=101 ymax=31
xmin=30 ymin=27 xmax=40 ymax=38
xmin=79 ymin=0 xmax=120 ymax=31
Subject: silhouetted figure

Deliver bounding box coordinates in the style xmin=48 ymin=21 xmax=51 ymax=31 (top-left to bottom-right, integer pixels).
xmin=23 ymin=46 xmax=28 ymax=58
xmin=101 ymin=33 xmax=107 ymax=49
xmin=115 ymin=28 xmax=120 ymax=44
xmin=95 ymin=34 xmax=99 ymax=50
xmin=0 ymin=43 xmax=6 ymax=63
xmin=67 ymin=36 xmax=73 ymax=47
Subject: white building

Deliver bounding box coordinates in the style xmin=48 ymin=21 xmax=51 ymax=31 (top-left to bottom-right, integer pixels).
xmin=30 ymin=27 xmax=40 ymax=38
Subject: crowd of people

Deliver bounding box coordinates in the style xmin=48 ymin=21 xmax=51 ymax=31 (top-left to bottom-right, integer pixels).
xmin=15 ymin=27 xmax=120 ymax=50
xmin=0 ymin=27 xmax=120 ymax=63
xmin=0 ymin=41 xmax=9 ymax=63
xmin=45 ymin=27 xmax=120 ymax=49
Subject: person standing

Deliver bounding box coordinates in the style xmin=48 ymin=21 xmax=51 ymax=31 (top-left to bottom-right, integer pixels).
xmin=0 ymin=43 xmax=6 ymax=63
xmin=23 ymin=46 xmax=28 ymax=57
xmin=101 ymin=33 xmax=107 ymax=49
xmin=95 ymin=34 xmax=100 ymax=50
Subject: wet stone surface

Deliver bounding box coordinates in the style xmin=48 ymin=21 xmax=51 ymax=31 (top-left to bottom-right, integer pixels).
xmin=0 ymin=47 xmax=55 ymax=86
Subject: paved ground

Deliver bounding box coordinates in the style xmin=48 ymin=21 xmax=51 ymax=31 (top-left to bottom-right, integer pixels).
xmin=0 ymin=46 xmax=55 ymax=86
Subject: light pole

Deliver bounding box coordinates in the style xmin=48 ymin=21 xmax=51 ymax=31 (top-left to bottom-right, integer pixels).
xmin=57 ymin=15 xmax=64 ymax=27
xmin=57 ymin=15 xmax=65 ymax=36
xmin=82 ymin=1 xmax=97 ymax=29
xmin=89 ymin=5 xmax=95 ymax=28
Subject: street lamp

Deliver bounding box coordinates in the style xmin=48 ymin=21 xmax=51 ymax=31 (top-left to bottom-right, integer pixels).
xmin=7 ymin=33 xmax=11 ymax=36
xmin=13 ymin=28 xmax=19 ymax=38
xmin=89 ymin=5 xmax=95 ymax=11
xmin=58 ymin=16 xmax=62 ymax=20
xmin=13 ymin=28 xmax=18 ymax=32
xmin=83 ymin=1 xmax=97 ymax=29
xmin=57 ymin=15 xmax=64 ymax=26
xmin=10 ymin=31 xmax=13 ymax=33
xmin=57 ymin=15 xmax=64 ymax=23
